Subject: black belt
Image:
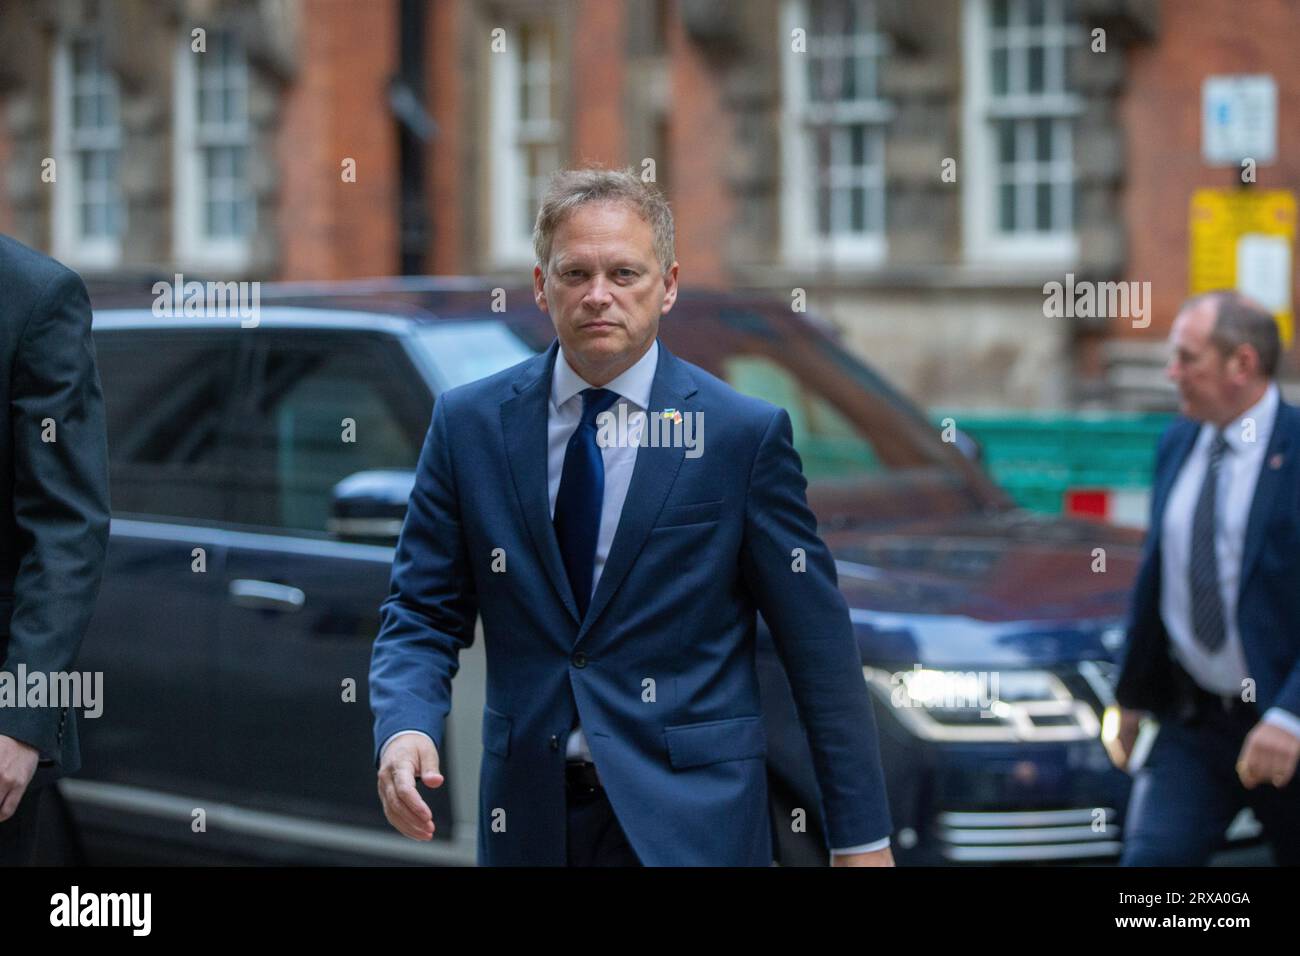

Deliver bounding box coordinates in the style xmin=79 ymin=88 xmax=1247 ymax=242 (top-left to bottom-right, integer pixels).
xmin=1188 ymin=681 xmax=1257 ymax=722
xmin=1172 ymin=659 xmax=1257 ymax=724
xmin=565 ymin=760 xmax=602 ymax=794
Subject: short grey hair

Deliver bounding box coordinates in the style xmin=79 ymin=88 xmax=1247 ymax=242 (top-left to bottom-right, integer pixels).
xmin=1181 ymin=290 xmax=1281 ymax=378
xmin=532 ymin=166 xmax=675 ymax=276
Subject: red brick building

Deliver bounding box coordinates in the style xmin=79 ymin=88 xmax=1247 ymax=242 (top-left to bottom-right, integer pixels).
xmin=1 ymin=0 xmax=1297 ymax=409
xmin=1108 ymin=0 xmax=1300 ymax=403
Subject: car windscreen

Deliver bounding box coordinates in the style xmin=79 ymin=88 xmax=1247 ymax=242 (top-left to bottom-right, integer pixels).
xmin=414 ymin=309 xmax=980 ymax=490
xmin=658 ymin=307 xmax=969 ymax=481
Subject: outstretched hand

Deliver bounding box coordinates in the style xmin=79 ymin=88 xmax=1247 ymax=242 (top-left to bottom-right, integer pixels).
xmin=377 ymin=735 xmax=444 ymax=840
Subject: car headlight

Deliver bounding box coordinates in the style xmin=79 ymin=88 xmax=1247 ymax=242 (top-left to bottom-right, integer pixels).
xmin=864 ymin=666 xmax=1101 ymax=742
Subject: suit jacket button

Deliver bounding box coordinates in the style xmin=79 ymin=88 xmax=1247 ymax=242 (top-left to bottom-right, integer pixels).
xmin=549 ymin=735 xmax=559 ymax=751
xmin=571 ymin=651 xmax=587 ymax=668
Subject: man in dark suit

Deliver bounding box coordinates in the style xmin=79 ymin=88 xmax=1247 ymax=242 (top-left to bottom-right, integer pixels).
xmin=370 ymin=167 xmax=894 ymax=866
xmin=0 ymin=235 xmax=111 ymax=865
xmin=1112 ymin=290 xmax=1300 ymax=865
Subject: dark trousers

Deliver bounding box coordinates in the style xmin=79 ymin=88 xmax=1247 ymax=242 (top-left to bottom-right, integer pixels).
xmin=0 ymin=782 xmax=45 ymax=866
xmin=565 ymin=762 xmax=641 ymax=867
xmin=1120 ymin=694 xmax=1300 ymax=866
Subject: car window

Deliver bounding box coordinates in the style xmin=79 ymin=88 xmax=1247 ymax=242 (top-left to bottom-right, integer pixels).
xmin=406 ymin=306 xmax=977 ymax=489
xmin=653 ymin=308 xmax=957 ymax=475
xmin=228 ymin=333 xmax=429 ymax=535
xmin=408 ymin=321 xmax=536 ymax=390
xmin=493 ymin=307 xmax=964 ymax=476
xmin=722 ymin=355 xmax=883 ymax=479
xmin=93 ymin=328 xmax=242 ymax=524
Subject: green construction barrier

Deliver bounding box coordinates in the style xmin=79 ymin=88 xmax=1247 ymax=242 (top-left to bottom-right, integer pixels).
xmin=930 ymin=412 xmax=1177 ymax=514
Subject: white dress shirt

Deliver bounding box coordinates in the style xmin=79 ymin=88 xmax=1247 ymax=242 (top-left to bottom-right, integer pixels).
xmin=545 ymin=338 xmax=659 ymax=762
xmin=1158 ymin=381 xmax=1300 ymax=740
xmin=382 ymin=338 xmax=889 ymax=856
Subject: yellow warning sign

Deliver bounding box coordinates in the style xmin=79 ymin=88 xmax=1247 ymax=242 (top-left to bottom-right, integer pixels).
xmin=1189 ymin=189 xmax=1296 ymax=347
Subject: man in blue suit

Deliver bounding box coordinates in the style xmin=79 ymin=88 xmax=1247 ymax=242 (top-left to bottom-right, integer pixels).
xmin=1113 ymin=291 xmax=1300 ymax=865
xmin=369 ymin=167 xmax=893 ymax=866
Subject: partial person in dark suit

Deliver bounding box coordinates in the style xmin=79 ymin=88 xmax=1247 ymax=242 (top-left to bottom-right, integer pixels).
xmin=370 ymin=168 xmax=894 ymax=866
xmin=1112 ymin=291 xmax=1300 ymax=865
xmin=0 ymin=235 xmax=111 ymax=865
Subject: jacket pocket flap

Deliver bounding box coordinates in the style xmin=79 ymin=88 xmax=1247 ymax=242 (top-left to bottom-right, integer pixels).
xmin=655 ymin=499 xmax=724 ymax=528
xmin=663 ymin=714 xmax=766 ymax=769
xmin=482 ymin=705 xmax=511 ymax=758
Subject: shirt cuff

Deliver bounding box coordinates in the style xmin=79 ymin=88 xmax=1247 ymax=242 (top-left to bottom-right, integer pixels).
xmin=379 ymin=729 xmax=434 ymax=762
xmin=1261 ymin=707 xmax=1300 ymax=741
xmin=829 ymin=836 xmax=891 ymax=855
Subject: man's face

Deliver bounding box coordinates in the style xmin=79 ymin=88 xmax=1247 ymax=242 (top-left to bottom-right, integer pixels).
xmin=534 ymin=201 xmax=678 ymax=385
xmin=1164 ymin=300 xmax=1242 ymax=422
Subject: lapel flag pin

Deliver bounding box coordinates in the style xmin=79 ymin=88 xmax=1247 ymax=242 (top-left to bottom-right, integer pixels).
xmin=1269 ymin=453 xmax=1284 ymax=470
xmin=661 ymin=408 xmax=683 ymax=425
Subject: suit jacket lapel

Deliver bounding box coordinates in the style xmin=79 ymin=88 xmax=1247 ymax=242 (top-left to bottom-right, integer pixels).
xmin=574 ymin=340 xmax=699 ymax=648
xmin=500 ymin=339 xmax=582 ymax=625
xmin=1240 ymin=398 xmax=1295 ymax=593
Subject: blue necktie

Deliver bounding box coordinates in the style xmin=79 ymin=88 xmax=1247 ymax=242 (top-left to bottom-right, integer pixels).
xmin=1189 ymin=429 xmax=1229 ymax=652
xmin=554 ymin=387 xmax=620 ymax=618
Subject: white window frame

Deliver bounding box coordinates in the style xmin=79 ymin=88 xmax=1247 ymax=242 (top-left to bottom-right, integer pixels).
xmin=51 ymin=34 xmax=125 ymax=270
xmin=962 ymin=0 xmax=1084 ymax=266
xmin=780 ymin=0 xmax=893 ymax=269
xmin=173 ymin=28 xmax=255 ymax=272
xmin=489 ymin=21 xmax=560 ymax=268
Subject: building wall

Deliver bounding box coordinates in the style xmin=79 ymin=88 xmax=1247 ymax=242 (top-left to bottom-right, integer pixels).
xmin=824 ymin=286 xmax=1073 ymax=410
xmin=277 ymin=0 xmax=400 ymax=279
xmin=571 ymin=0 xmax=626 ymax=164
xmin=5 ymin=0 xmax=1296 ymax=413
xmin=663 ymin=0 xmax=737 ymax=289
xmin=1115 ymin=0 xmax=1300 ymax=390
xmin=426 ymin=0 xmax=470 ymax=275
xmin=664 ymin=0 xmax=1144 ymax=411
xmin=0 ymin=2 xmax=58 ymax=253
xmin=0 ymin=0 xmax=300 ymax=280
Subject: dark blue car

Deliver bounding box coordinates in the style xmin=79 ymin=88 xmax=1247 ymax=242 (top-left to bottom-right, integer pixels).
xmin=53 ymin=277 xmax=1260 ymax=865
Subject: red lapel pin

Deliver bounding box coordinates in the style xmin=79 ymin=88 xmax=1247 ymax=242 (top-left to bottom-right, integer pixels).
xmin=1269 ymin=453 xmax=1284 ymax=469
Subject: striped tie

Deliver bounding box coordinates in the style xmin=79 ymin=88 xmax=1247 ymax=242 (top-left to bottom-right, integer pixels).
xmin=1188 ymin=428 xmax=1229 ymax=652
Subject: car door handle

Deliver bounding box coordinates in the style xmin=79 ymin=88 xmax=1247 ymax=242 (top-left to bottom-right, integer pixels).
xmin=228 ymin=579 xmax=306 ymax=612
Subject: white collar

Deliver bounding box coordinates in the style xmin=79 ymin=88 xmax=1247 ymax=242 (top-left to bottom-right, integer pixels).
xmin=552 ymin=338 xmax=659 ymax=412
xmin=1203 ymin=381 xmax=1279 ymax=455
